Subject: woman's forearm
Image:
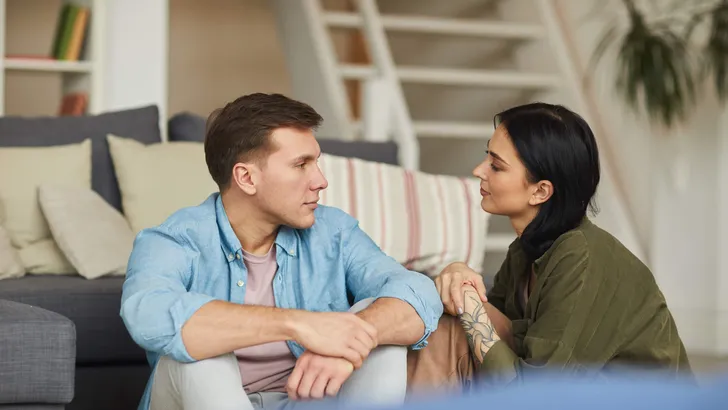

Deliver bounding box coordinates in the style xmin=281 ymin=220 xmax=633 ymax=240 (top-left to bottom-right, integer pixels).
xmin=459 ymin=286 xmax=501 ymax=365
xmin=484 ymin=303 xmax=515 ymax=351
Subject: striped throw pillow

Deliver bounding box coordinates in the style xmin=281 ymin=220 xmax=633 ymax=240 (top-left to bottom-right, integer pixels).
xmin=318 ymin=153 xmax=490 ymax=277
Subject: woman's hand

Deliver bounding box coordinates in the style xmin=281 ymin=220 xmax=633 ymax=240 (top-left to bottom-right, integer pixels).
xmin=435 ymin=262 xmax=488 ymax=316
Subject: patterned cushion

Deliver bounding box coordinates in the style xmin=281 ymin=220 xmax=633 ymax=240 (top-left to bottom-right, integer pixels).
xmin=318 ymin=153 xmax=490 ymax=277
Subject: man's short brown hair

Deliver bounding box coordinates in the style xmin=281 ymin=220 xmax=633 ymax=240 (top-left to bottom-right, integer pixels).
xmin=204 ymin=93 xmax=323 ymax=190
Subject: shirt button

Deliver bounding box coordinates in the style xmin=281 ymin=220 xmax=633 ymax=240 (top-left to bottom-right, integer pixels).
xmin=228 ymin=253 xmax=234 ymax=261
xmin=237 ymin=280 xmax=244 ymax=287
xmin=290 ymin=249 xmax=295 ymax=255
xmin=235 ymin=253 xmax=240 ymax=260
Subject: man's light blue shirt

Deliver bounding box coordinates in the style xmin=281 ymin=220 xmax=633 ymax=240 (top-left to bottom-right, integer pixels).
xmin=120 ymin=193 xmax=443 ymax=410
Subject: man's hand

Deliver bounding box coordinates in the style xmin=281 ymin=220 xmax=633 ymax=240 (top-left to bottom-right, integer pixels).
xmin=292 ymin=311 xmax=377 ymax=369
xmin=286 ymin=350 xmax=354 ymax=401
xmin=435 ymin=262 xmax=488 ymax=316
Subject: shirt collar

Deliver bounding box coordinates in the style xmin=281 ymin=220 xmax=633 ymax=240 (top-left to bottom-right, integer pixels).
xmin=215 ymin=193 xmax=298 ymax=263
xmin=509 ymin=216 xmax=593 ymax=272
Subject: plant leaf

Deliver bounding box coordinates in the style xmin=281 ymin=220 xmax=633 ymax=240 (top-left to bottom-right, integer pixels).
xmin=705 ymin=1 xmax=728 ymax=103
xmin=614 ymin=9 xmax=697 ymax=127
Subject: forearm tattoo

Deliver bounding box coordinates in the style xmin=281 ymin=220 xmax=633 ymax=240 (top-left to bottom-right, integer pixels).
xmin=459 ymin=288 xmax=500 ymax=365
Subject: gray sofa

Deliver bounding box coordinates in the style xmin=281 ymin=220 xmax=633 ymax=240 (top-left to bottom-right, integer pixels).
xmin=0 ymin=108 xmax=401 ymax=410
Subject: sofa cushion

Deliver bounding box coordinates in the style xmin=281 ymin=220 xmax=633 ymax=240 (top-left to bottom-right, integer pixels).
xmin=318 ymin=153 xmax=490 ymax=277
xmin=0 ymin=225 xmax=24 ymax=280
xmin=168 ymin=112 xmax=207 ymax=142
xmin=319 ymin=139 xmax=400 ymax=166
xmin=0 ymin=140 xmax=92 ymax=275
xmin=0 ymin=276 xmax=146 ymax=365
xmin=168 ymin=112 xmax=400 ymax=165
xmin=0 ymin=105 xmax=162 ymax=211
xmin=107 ymin=134 xmax=218 ymax=233
xmin=0 ymin=299 xmax=75 ymax=404
xmin=39 ymin=185 xmax=135 ymax=279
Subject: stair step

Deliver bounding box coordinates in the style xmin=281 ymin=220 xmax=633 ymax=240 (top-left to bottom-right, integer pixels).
xmin=339 ymin=64 xmax=560 ymax=89
xmin=413 ymin=121 xmax=495 ymax=139
xmin=323 ymin=12 xmax=544 ymax=40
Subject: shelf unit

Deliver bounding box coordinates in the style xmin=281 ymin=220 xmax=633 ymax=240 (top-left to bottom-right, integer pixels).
xmin=0 ymin=0 xmax=105 ymax=116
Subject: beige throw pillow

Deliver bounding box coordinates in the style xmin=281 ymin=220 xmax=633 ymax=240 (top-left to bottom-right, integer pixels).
xmin=39 ymin=184 xmax=136 ymax=279
xmin=107 ymin=134 xmax=218 ymax=233
xmin=0 ymin=199 xmax=24 ymax=279
xmin=0 ymin=139 xmax=91 ymax=274
xmin=0 ymin=225 xmax=24 ymax=279
xmin=18 ymin=239 xmax=76 ymax=274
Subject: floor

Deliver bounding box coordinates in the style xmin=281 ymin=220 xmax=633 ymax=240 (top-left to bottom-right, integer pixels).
xmin=688 ymin=354 xmax=728 ymax=384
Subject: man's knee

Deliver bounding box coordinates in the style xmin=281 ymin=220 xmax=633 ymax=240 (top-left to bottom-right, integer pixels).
xmin=156 ymin=353 xmax=239 ymax=381
xmin=342 ymin=297 xmax=407 ymax=403
xmin=151 ymin=354 xmax=248 ymax=410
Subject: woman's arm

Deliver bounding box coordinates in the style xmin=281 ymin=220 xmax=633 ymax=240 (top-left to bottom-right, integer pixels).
xmin=462 ymin=243 xmax=594 ymax=387
xmin=484 ymin=302 xmax=515 ymax=352
xmin=434 ymin=263 xmax=515 ymax=352
xmin=459 ymin=286 xmax=501 ymax=364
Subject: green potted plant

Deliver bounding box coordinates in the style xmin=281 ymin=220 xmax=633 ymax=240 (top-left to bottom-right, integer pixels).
xmin=590 ymin=0 xmax=728 ymax=127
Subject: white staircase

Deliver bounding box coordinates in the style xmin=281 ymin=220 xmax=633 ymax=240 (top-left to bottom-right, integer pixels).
xmin=271 ymin=0 xmax=645 ymax=260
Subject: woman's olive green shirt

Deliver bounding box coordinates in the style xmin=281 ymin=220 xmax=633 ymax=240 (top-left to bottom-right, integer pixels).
xmin=480 ymin=218 xmax=692 ymax=385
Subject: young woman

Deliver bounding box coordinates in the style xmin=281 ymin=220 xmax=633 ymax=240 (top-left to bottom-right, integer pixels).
xmin=408 ymin=102 xmax=692 ymax=392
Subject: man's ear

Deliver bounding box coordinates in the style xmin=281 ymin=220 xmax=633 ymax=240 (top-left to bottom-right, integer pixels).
xmin=231 ymin=162 xmax=257 ymax=195
xmin=529 ymin=180 xmax=553 ymax=206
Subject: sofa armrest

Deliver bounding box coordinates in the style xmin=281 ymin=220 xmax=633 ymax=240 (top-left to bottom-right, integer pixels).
xmin=0 ymin=299 xmax=76 ymax=405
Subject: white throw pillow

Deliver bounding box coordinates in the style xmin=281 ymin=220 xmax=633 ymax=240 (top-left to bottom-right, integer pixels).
xmin=318 ymin=153 xmax=490 ymax=277
xmin=107 ymin=134 xmax=219 ymax=233
xmin=0 ymin=139 xmax=91 ymax=274
xmin=39 ymin=184 xmax=136 ymax=279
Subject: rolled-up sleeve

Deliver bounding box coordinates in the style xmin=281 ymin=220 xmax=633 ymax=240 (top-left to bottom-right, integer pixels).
xmin=478 ymin=248 xmax=591 ymax=386
xmin=341 ymin=217 xmax=443 ymax=350
xmin=120 ymin=228 xmax=216 ymax=363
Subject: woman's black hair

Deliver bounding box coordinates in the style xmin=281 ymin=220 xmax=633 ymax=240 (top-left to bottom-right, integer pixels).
xmin=494 ymin=102 xmax=600 ymax=262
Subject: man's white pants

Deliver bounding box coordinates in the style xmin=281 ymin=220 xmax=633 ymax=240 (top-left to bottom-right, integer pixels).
xmin=149 ymin=298 xmax=407 ymax=409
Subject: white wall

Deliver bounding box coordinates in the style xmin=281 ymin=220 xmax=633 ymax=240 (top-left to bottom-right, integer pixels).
xmin=103 ymin=0 xmax=168 ymax=137
xmin=717 ymin=110 xmax=728 ymax=355
xmin=555 ymin=0 xmax=726 ymax=354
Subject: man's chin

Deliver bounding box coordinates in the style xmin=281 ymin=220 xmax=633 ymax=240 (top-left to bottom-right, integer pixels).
xmin=287 ymin=214 xmax=316 ymax=230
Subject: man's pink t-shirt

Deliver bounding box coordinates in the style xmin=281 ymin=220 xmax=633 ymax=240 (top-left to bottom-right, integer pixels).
xmin=233 ymin=246 xmax=296 ymax=393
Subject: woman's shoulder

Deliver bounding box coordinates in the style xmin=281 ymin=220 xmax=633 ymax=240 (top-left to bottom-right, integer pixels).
xmin=542 ymin=218 xmax=649 ymax=277
xmin=541 ymin=219 xmax=642 ymax=266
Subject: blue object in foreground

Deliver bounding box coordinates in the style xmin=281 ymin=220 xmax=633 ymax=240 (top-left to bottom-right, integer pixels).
xmin=290 ymin=371 xmax=727 ymax=410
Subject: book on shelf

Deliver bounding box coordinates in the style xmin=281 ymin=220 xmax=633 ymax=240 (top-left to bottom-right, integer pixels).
xmin=51 ymin=4 xmax=91 ymax=61
xmin=59 ymin=93 xmax=88 ymax=116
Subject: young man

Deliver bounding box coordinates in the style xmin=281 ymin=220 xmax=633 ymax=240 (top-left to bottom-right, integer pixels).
xmin=120 ymin=93 xmax=443 ymax=410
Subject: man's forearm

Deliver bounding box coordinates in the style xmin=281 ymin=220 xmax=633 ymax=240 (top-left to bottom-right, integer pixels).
xmin=460 ymin=286 xmax=501 ymax=365
xmin=356 ymin=297 xmax=424 ymax=346
xmin=181 ymin=300 xmax=298 ymax=360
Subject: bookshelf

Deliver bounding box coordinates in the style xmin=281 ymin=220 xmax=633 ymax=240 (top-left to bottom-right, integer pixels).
xmin=0 ymin=0 xmax=105 ymax=116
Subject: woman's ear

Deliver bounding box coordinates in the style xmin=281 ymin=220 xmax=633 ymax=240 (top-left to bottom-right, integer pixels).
xmin=529 ymin=180 xmax=553 ymax=206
